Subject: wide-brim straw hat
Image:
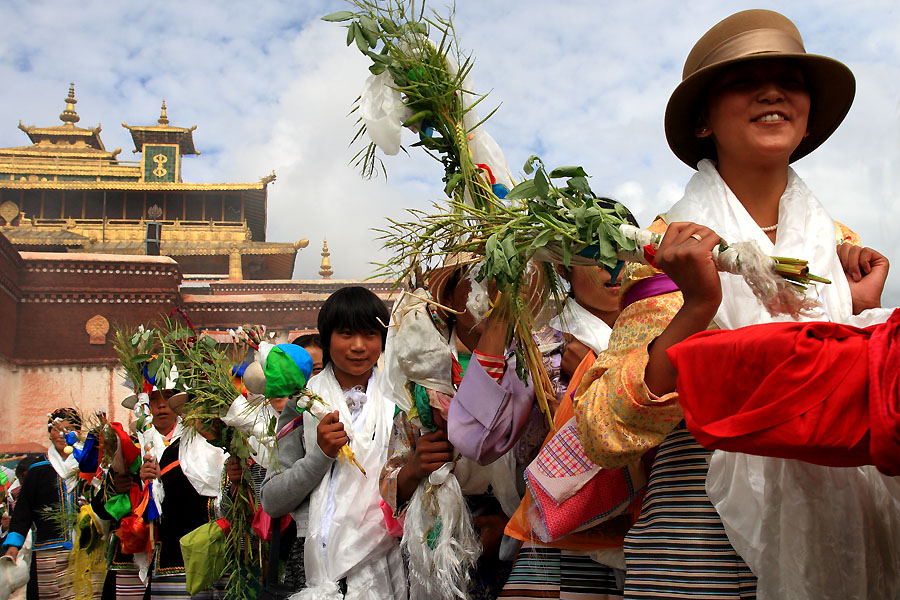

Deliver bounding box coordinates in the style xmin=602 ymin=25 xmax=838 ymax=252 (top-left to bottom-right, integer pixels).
xmin=426 ymin=252 xmax=481 ymax=308
xmin=665 ymin=9 xmax=855 ymax=168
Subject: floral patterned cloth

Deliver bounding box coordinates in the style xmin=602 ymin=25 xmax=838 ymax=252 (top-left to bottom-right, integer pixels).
xmin=573 ymin=217 xmax=860 ymax=471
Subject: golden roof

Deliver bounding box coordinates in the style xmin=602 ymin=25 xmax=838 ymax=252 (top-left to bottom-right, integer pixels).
xmin=122 ymin=101 xmax=198 ymax=155
xmin=13 ymin=84 xmax=113 ymax=157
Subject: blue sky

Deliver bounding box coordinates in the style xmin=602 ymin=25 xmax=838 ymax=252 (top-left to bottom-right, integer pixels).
xmin=1 ymin=1 xmax=898 ymax=304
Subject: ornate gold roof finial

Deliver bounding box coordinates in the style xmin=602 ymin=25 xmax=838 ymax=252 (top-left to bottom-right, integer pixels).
xmin=318 ymin=239 xmax=333 ymax=279
xmin=158 ymin=100 xmax=169 ymax=125
xmin=59 ymin=83 xmax=80 ymax=125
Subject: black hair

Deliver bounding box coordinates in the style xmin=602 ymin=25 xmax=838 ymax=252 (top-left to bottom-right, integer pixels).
xmin=292 ymin=333 xmax=322 ymax=349
xmin=48 ymin=407 xmax=81 ymax=432
xmin=15 ymin=456 xmax=40 ymax=478
xmin=317 ymin=286 xmax=389 ymax=366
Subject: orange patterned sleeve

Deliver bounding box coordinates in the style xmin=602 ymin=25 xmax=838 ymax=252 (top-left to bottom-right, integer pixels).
xmin=573 ymin=217 xmax=685 ymax=469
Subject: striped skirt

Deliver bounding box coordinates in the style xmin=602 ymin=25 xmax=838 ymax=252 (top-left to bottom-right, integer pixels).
xmin=500 ymin=544 xmax=624 ymax=599
xmin=623 ymin=426 xmax=756 ymax=599
xmin=35 ymin=547 xmax=75 ymax=600
xmin=112 ymin=568 xmax=148 ymax=599
xmin=149 ymin=574 xmax=227 ymax=600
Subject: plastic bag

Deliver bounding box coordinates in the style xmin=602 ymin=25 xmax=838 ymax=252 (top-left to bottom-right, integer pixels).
xmin=359 ymin=71 xmax=409 ymax=156
xmin=180 ymin=519 xmax=229 ymax=595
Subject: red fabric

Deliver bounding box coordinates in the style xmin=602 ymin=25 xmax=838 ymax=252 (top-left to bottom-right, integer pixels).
xmin=642 ymin=244 xmax=658 ymax=269
xmin=250 ymin=505 xmax=292 ymax=542
xmin=110 ymin=421 xmax=141 ymax=467
xmin=666 ymin=310 xmax=900 ymax=474
xmin=215 ymin=518 xmax=231 ymax=536
xmin=867 ymin=310 xmax=900 ymax=475
xmin=116 ymin=514 xmax=151 ymax=554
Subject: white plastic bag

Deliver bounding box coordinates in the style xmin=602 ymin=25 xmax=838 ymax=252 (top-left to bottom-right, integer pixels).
xmin=359 ymin=71 xmax=409 ymax=156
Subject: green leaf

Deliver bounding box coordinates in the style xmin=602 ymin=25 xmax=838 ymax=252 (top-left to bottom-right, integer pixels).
xmin=443 ymin=172 xmax=464 ymax=196
xmin=354 ymin=23 xmax=369 ymax=53
xmin=534 ymin=169 xmax=549 ymax=199
xmin=346 ymin=22 xmax=355 ymax=46
xmin=358 ymin=15 xmax=379 ymax=32
xmin=561 ymin=240 xmax=572 ymax=267
xmin=360 ymin=25 xmax=379 ymax=48
xmin=505 ymin=179 xmax=538 ymax=200
xmin=378 ymin=16 xmax=399 ymax=34
xmin=322 ymin=10 xmax=355 ymax=22
xmin=528 ymin=228 xmax=555 ymax=251
xmin=567 ymin=176 xmax=592 ymax=196
xmin=369 ymin=62 xmax=386 ymax=75
xmin=548 ymin=166 xmax=588 ymax=178
xmin=523 ymin=155 xmax=541 ymax=175
xmin=366 ymin=50 xmax=392 ymax=65
xmin=485 ymin=233 xmax=500 ymax=257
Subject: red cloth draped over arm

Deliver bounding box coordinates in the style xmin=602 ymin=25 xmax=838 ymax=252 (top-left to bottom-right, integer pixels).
xmin=666 ymin=309 xmax=900 ymax=475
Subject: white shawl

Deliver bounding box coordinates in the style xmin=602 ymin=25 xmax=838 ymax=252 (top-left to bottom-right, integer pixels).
xmin=47 ymin=445 xmax=80 ymax=493
xmin=667 ymin=160 xmax=900 ymax=599
xmin=299 ymin=365 xmax=405 ymax=600
xmin=549 ymin=297 xmax=613 ymax=355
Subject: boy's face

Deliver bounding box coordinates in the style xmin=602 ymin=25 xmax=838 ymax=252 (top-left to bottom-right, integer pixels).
xmin=148 ymin=391 xmax=176 ymax=434
xmin=329 ymin=328 xmax=381 ymax=388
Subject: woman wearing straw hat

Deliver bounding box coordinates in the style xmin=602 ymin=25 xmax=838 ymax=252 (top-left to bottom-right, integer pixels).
xmin=573 ymin=9 xmax=898 ymax=599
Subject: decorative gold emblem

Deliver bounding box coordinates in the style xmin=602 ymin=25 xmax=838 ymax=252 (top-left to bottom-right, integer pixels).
xmin=85 ymin=314 xmax=110 ymax=345
xmin=0 ymin=200 xmax=20 ymax=225
xmin=152 ymin=153 xmax=168 ymax=178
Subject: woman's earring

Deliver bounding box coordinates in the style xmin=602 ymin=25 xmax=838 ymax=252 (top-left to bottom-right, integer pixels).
xmin=697 ymin=126 xmax=710 ymax=137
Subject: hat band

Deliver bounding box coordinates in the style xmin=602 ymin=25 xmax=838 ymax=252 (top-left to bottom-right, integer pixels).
xmin=695 ymin=28 xmax=806 ymax=72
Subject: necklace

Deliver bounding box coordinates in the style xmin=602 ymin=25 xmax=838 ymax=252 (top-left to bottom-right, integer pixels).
xmin=760 ymin=223 xmax=778 ymax=232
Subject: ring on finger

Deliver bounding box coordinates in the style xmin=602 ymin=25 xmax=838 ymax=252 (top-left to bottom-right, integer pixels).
xmin=690 ymin=233 xmax=702 ymax=242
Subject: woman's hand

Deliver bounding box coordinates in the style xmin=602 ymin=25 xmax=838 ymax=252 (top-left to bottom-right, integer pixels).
xmin=838 ymin=244 xmax=889 ymax=314
xmin=139 ymin=455 xmax=160 ymax=481
xmin=645 ymin=222 xmax=724 ymax=396
xmin=316 ymin=411 xmax=349 ymax=458
xmin=655 ymin=222 xmax=723 ymax=312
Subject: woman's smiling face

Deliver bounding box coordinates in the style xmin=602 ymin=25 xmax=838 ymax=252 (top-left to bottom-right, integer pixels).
xmin=702 ymin=59 xmax=811 ymax=168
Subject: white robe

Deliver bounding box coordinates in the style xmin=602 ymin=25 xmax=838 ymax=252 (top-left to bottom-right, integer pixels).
xmin=666 ymin=160 xmax=900 ymax=600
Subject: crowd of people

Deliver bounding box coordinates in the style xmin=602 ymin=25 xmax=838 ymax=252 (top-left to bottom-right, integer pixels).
xmin=2 ymin=8 xmax=899 ymax=600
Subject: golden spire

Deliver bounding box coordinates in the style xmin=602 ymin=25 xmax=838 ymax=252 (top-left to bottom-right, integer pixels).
xmin=318 ymin=239 xmax=333 ymax=279
xmin=59 ymin=83 xmax=80 ymax=125
xmin=158 ymin=100 xmax=169 ymax=125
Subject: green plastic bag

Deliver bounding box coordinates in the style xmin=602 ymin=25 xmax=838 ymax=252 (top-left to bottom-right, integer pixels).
xmin=179 ymin=518 xmax=229 ymax=594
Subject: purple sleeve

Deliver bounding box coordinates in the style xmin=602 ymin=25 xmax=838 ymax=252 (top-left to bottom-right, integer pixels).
xmin=448 ymin=355 xmax=535 ymax=465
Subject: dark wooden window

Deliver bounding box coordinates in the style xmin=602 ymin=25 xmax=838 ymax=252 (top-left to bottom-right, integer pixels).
xmin=185 ymin=192 xmax=203 ymax=221
xmin=83 ymin=191 xmax=104 ymax=219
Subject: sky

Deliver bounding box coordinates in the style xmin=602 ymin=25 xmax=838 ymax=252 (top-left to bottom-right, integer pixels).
xmin=1 ymin=1 xmax=898 ymax=304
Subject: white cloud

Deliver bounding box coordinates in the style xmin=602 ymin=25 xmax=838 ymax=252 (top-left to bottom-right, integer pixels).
xmin=1 ymin=0 xmax=898 ymax=305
